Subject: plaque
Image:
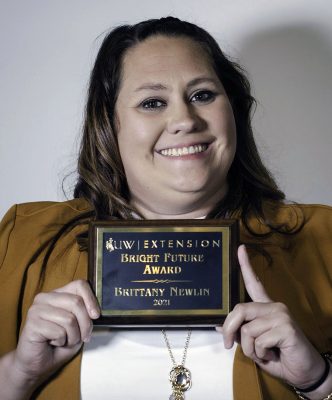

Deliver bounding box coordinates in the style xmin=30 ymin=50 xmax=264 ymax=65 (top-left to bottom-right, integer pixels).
xmin=88 ymin=219 xmax=242 ymax=327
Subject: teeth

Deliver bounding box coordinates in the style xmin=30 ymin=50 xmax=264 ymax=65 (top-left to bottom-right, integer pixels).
xmin=160 ymin=144 xmax=208 ymax=157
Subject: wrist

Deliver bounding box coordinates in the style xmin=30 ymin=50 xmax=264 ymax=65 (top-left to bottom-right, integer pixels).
xmin=0 ymin=351 xmax=39 ymax=400
xmin=302 ymin=372 xmax=332 ymax=400
xmin=293 ymin=353 xmax=332 ymax=400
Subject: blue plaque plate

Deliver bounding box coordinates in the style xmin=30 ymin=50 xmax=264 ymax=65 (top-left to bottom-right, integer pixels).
xmin=89 ymin=219 xmax=242 ymax=327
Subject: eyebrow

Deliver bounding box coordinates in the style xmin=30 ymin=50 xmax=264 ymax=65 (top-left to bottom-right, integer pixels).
xmin=187 ymin=77 xmax=219 ymax=88
xmin=134 ymin=83 xmax=167 ymax=92
xmin=134 ymin=76 xmax=219 ymax=92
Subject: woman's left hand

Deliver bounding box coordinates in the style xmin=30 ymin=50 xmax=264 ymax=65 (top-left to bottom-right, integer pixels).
xmin=219 ymin=244 xmax=325 ymax=389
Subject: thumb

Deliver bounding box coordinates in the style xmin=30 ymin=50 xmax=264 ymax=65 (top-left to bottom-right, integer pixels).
xmin=55 ymin=280 xmax=100 ymax=319
xmin=238 ymin=244 xmax=271 ymax=303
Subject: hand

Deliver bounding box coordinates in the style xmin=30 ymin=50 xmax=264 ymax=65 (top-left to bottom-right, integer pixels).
xmin=12 ymin=280 xmax=100 ymax=390
xmin=218 ymin=245 xmax=325 ymax=389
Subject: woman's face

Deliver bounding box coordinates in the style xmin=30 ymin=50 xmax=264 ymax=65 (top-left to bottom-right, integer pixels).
xmin=116 ymin=36 xmax=236 ymax=218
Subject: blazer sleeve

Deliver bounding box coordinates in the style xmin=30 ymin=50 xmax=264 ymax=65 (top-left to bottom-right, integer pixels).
xmin=0 ymin=205 xmax=17 ymax=270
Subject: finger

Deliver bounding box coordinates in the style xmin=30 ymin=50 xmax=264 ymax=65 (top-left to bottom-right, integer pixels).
xmin=216 ymin=325 xmax=241 ymax=342
xmin=238 ymin=245 xmax=271 ymax=303
xmin=55 ymin=280 xmax=100 ymax=319
xmin=255 ymin=343 xmax=279 ymax=362
xmin=41 ymin=309 xmax=82 ymax=347
xmin=22 ymin=313 xmax=68 ymax=347
xmin=240 ymin=325 xmax=255 ymax=360
xmin=34 ymin=292 xmax=93 ymax=343
xmin=215 ymin=326 xmax=223 ymax=334
xmin=239 ymin=318 xmax=279 ymax=362
xmin=254 ymin=328 xmax=285 ymax=361
xmin=28 ymin=303 xmax=83 ymax=347
xmin=240 ymin=319 xmax=267 ymax=361
xmin=222 ymin=302 xmax=275 ymax=348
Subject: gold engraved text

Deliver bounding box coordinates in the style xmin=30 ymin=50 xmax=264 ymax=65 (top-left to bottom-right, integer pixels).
xmin=121 ymin=253 xmax=160 ymax=263
xmin=170 ymin=287 xmax=210 ymax=296
xmin=143 ymin=265 xmax=182 ymax=274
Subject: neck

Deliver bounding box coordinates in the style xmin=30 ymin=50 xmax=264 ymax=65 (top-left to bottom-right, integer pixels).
xmin=130 ymin=187 xmax=227 ymax=220
xmin=133 ymin=203 xmax=209 ymax=220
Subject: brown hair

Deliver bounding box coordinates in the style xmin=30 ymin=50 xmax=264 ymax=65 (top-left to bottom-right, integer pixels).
xmin=73 ymin=16 xmax=286 ymax=231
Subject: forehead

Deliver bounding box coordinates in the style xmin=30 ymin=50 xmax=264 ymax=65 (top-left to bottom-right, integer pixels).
xmin=120 ymin=36 xmax=218 ymax=89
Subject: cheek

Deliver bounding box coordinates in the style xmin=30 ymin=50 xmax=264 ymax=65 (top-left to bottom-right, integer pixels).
xmin=222 ymin=102 xmax=236 ymax=134
xmin=208 ymin=97 xmax=236 ymax=133
xmin=214 ymin=112 xmax=236 ymax=147
xmin=222 ymin=105 xmax=237 ymax=152
xmin=212 ymin=113 xmax=237 ymax=168
xmin=118 ymin=113 xmax=163 ymax=151
xmin=228 ymin=114 xmax=237 ymax=161
xmin=225 ymin=131 xmax=237 ymax=168
xmin=118 ymin=127 xmax=159 ymax=175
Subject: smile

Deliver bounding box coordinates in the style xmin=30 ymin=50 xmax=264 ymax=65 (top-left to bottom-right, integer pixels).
xmin=159 ymin=144 xmax=208 ymax=157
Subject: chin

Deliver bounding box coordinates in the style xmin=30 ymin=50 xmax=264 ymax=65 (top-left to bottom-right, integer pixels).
xmin=174 ymin=175 xmax=223 ymax=193
xmin=167 ymin=173 xmax=208 ymax=191
xmin=170 ymin=182 xmax=207 ymax=193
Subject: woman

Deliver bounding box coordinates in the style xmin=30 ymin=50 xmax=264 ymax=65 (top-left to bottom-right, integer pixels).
xmin=0 ymin=16 xmax=331 ymax=400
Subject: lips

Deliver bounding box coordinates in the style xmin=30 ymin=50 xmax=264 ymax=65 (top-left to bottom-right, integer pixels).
xmin=158 ymin=143 xmax=209 ymax=157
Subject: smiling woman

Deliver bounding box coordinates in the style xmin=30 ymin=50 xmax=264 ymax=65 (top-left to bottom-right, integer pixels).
xmin=116 ymin=36 xmax=236 ymax=218
xmin=0 ymin=16 xmax=331 ymax=400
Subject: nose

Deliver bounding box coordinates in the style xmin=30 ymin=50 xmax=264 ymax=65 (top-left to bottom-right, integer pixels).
xmin=166 ymin=102 xmax=202 ymax=134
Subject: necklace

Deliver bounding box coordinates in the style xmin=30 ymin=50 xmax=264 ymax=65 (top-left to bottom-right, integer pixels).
xmin=162 ymin=329 xmax=192 ymax=400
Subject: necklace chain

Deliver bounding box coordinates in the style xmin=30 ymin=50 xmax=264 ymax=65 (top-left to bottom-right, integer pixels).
xmin=162 ymin=329 xmax=192 ymax=366
xmin=162 ymin=330 xmax=193 ymax=400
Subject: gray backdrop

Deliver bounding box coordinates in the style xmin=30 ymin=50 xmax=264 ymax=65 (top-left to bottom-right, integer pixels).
xmin=1 ymin=0 xmax=331 ymax=217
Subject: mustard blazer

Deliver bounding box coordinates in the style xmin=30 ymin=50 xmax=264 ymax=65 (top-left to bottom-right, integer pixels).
xmin=0 ymin=199 xmax=331 ymax=399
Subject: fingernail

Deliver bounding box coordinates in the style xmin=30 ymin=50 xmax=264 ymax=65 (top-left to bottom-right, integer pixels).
xmin=90 ymin=309 xmax=100 ymax=319
xmin=215 ymin=326 xmax=223 ymax=333
xmin=84 ymin=325 xmax=93 ymax=343
xmin=84 ymin=335 xmax=91 ymax=343
xmin=224 ymin=342 xmax=233 ymax=349
xmin=224 ymin=339 xmax=233 ymax=349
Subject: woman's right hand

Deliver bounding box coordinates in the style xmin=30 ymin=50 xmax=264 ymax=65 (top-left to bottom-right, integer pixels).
xmin=8 ymin=280 xmax=100 ymax=397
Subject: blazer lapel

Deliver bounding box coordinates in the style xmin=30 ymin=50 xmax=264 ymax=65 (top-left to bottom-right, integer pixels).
xmin=233 ymin=346 xmax=263 ymax=400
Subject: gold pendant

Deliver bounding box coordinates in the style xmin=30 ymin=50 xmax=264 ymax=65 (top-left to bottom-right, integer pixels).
xmin=169 ymin=365 xmax=191 ymax=399
xmin=169 ymin=389 xmax=185 ymax=400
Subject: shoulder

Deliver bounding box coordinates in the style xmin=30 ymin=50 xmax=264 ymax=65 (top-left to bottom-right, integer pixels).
xmin=289 ymin=204 xmax=332 ymax=249
xmin=280 ymin=203 xmax=332 ymax=235
xmin=14 ymin=198 xmax=92 ymax=218
xmin=8 ymin=198 xmax=93 ymax=238
xmin=294 ymin=203 xmax=332 ymax=224
xmin=262 ymin=202 xmax=332 ymax=233
xmin=1 ymin=199 xmax=91 ymax=221
xmin=261 ymin=203 xmax=332 ymax=266
xmin=4 ymin=198 xmax=92 ymax=233
xmin=242 ymin=202 xmax=332 ymax=246
xmin=0 ymin=199 xmax=93 ymax=266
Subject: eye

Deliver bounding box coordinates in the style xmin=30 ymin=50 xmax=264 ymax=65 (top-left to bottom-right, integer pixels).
xmin=191 ymin=90 xmax=216 ymax=104
xmin=140 ymin=98 xmax=166 ymax=110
